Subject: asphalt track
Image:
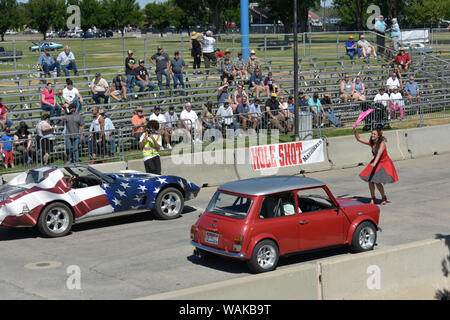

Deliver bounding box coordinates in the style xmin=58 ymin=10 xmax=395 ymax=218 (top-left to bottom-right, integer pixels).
xmin=0 ymin=153 xmax=449 ymax=299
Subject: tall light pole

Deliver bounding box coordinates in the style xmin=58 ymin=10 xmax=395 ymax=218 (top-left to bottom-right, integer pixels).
xmin=293 ymin=0 xmax=299 ymax=141
xmin=241 ymin=0 xmax=250 ymax=60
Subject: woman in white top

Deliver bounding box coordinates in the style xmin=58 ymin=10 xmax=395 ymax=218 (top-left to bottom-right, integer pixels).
xmin=389 ymin=86 xmax=404 ymax=120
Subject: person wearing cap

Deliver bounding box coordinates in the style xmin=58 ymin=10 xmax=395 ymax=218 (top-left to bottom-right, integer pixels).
xmin=1 ymin=126 xmax=14 ymax=169
xmin=90 ymin=72 xmax=110 ymax=104
xmin=233 ymin=51 xmax=248 ymax=80
xmin=389 ymin=48 xmax=411 ymax=72
xmin=249 ymin=68 xmax=265 ymax=98
xmin=217 ymin=82 xmax=232 ymax=106
xmin=151 ymin=46 xmax=171 ymax=92
xmin=63 ymin=79 xmax=83 ymax=113
xmin=135 ymin=59 xmax=156 ymax=95
xmin=170 ymin=51 xmax=186 ymax=91
xmin=220 ymin=56 xmax=236 ymax=83
xmin=265 ymin=93 xmax=291 ymax=133
xmin=99 ymin=109 xmax=116 ymax=156
xmin=125 ymin=49 xmax=137 ymax=97
xmin=345 ymin=36 xmax=359 ymax=60
xmin=63 ymin=102 xmax=84 ymax=164
xmin=202 ymin=30 xmax=217 ymax=73
xmin=357 ymin=35 xmax=377 ymax=59
xmin=246 ymin=50 xmax=261 ymax=75
xmin=37 ymin=46 xmax=61 ymax=77
xmin=150 ymin=106 xmax=171 ymax=150
xmin=131 ymin=106 xmax=147 ymax=149
xmin=190 ymin=32 xmax=202 ymax=73
xmin=389 ymin=18 xmax=401 ymax=52
xmin=111 ymin=70 xmax=128 ymax=102
xmin=0 ymin=97 xmax=12 ymax=129
xmin=13 ymin=121 xmax=35 ymax=167
xmin=374 ymin=15 xmax=387 ymax=55
xmin=57 ymin=45 xmax=79 ymax=77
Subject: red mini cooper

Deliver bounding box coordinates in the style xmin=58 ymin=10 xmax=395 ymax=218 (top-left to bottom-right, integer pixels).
xmin=190 ymin=176 xmax=380 ymax=273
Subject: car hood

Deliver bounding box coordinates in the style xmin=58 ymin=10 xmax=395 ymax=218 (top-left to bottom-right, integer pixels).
xmin=0 ymin=184 xmax=27 ymax=202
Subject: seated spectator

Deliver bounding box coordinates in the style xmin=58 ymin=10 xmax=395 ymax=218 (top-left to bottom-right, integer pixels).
xmin=180 ymin=102 xmax=201 ymax=143
xmin=1 ymin=127 xmax=14 ymax=169
xmin=217 ymin=82 xmax=232 ymax=106
xmin=233 ymin=52 xmax=248 ymax=80
xmin=389 ymin=86 xmax=404 ymax=120
xmin=264 ymin=72 xmax=279 ymax=96
xmin=218 ymin=49 xmax=232 ymax=69
xmin=13 ymin=121 xmax=35 ymax=167
xmin=236 ymin=97 xmax=257 ymax=134
xmin=357 ymin=35 xmax=377 ymax=59
xmin=164 ymin=105 xmax=181 ymax=140
xmin=390 ymin=48 xmax=411 ymax=72
xmin=131 ymin=106 xmax=147 ymax=148
xmin=352 ymin=76 xmax=366 ymax=102
xmin=249 ymin=98 xmax=262 ymax=129
xmin=41 ymin=82 xmax=61 ymax=124
xmin=35 ymin=114 xmax=54 ymax=165
xmin=386 ymin=72 xmax=401 ymax=94
xmin=405 ymin=75 xmax=420 ymax=104
xmin=216 ymin=48 xmax=225 ymax=60
xmin=99 ymin=109 xmax=116 ymax=156
xmin=90 ymin=72 xmax=110 ymax=104
xmin=55 ymin=90 xmax=69 ymax=116
xmin=345 ymin=36 xmax=360 ymax=60
xmin=57 ymin=45 xmax=79 ymax=77
xmin=201 ymin=101 xmax=220 ymax=132
xmin=393 ymin=66 xmax=403 ymax=87
xmin=233 ymin=83 xmax=249 ymax=108
xmin=340 ymin=74 xmax=353 ymax=103
xmin=265 ymin=93 xmax=291 ymax=133
xmin=150 ymin=106 xmax=171 ymax=150
xmin=221 ymin=57 xmax=236 ymax=83
xmin=135 ymin=59 xmax=156 ymax=95
xmin=308 ymin=92 xmax=326 ymax=127
xmin=38 ymin=46 xmax=61 ymax=77
xmin=373 ymin=87 xmax=391 ymax=122
xmin=246 ymin=50 xmax=262 ymax=76
xmin=110 ymin=70 xmax=128 ymax=102
xmin=62 ymin=79 xmax=83 ymax=113
xmin=170 ymin=51 xmax=186 ymax=91
xmin=249 ymin=68 xmax=266 ymax=98
xmin=216 ymin=101 xmax=236 ymax=132
xmin=297 ymin=91 xmax=309 ymax=111
xmin=321 ymin=94 xmax=341 ymax=127
xmin=278 ymin=96 xmax=290 ymax=119
xmin=0 ymin=97 xmax=13 ymax=129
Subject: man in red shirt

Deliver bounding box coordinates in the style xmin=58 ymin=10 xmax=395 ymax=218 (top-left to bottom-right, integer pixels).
xmin=0 ymin=97 xmax=12 ymax=129
xmin=390 ymin=48 xmax=411 ymax=72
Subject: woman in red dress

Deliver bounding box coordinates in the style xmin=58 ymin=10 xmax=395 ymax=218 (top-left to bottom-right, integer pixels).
xmin=353 ymin=127 xmax=398 ymax=205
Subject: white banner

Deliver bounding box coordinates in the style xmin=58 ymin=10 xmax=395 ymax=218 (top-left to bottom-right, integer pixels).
xmin=250 ymin=139 xmax=325 ymax=171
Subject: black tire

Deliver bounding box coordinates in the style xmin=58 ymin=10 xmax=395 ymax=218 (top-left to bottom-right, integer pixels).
xmin=350 ymin=221 xmax=377 ymax=253
xmin=247 ymin=239 xmax=279 ymax=273
xmin=153 ymin=187 xmax=184 ymax=220
xmin=37 ymin=202 xmax=73 ymax=238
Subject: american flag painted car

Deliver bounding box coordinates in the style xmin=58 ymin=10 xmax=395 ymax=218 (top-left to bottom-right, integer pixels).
xmin=0 ymin=165 xmax=200 ymax=237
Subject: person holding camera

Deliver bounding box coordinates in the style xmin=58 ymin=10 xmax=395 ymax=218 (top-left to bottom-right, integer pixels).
xmin=139 ymin=120 xmax=162 ymax=175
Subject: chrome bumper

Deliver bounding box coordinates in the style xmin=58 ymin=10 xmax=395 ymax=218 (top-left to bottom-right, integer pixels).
xmin=190 ymin=240 xmax=247 ymax=259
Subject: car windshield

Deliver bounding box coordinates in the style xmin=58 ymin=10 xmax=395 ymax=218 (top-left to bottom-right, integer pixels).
xmin=25 ymin=170 xmax=47 ymax=184
xmin=206 ymin=191 xmax=252 ymax=219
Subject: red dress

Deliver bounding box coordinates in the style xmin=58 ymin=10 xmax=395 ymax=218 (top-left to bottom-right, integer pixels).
xmin=360 ymin=147 xmax=398 ymax=184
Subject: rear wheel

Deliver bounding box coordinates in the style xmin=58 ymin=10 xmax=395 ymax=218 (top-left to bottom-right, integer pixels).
xmin=247 ymin=240 xmax=279 ymax=273
xmin=351 ymin=221 xmax=377 ymax=252
xmin=37 ymin=202 xmax=73 ymax=237
xmin=153 ymin=187 xmax=184 ymax=220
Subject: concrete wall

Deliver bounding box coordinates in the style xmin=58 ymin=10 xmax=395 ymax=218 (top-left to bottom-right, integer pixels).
xmin=138 ymin=238 xmax=450 ymax=300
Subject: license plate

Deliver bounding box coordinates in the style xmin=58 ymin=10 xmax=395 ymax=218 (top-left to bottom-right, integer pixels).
xmin=205 ymin=231 xmax=219 ymax=245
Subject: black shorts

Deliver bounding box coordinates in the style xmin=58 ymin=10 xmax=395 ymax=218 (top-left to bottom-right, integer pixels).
xmin=144 ymin=155 xmax=161 ymax=175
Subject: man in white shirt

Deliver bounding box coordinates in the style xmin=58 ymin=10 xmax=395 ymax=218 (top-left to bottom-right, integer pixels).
xmin=62 ymin=79 xmax=83 ymax=113
xmin=357 ymin=35 xmax=377 ymax=58
xmin=216 ymin=101 xmax=236 ymax=131
xmin=90 ymin=72 xmax=110 ymax=104
xmin=202 ymin=30 xmax=216 ymax=74
xmin=180 ymin=102 xmax=201 ymax=142
xmin=374 ymin=87 xmax=391 ymax=121
xmin=57 ymin=46 xmax=79 ymax=77
xmin=386 ymin=72 xmax=401 ymax=94
xmin=150 ymin=106 xmax=171 ymax=150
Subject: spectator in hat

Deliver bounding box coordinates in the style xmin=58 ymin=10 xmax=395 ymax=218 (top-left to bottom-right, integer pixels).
xmin=57 ymin=45 xmax=79 ymax=77
xmin=170 ymin=51 xmax=186 ymax=91
xmin=111 ymin=70 xmax=128 ymax=102
xmin=41 ymin=82 xmax=61 ymax=124
xmin=151 ymin=46 xmax=171 ymax=92
xmin=150 ymin=106 xmax=171 ymax=150
xmin=202 ymin=30 xmax=217 ymax=73
xmin=217 ymin=82 xmax=232 ymax=106
xmin=90 ymin=72 xmax=110 ymax=104
xmin=99 ymin=109 xmax=116 ymax=156
xmin=13 ymin=121 xmax=35 ymax=167
xmin=246 ymin=50 xmax=261 ymax=75
xmin=389 ymin=18 xmax=401 ymax=52
xmin=357 ymin=35 xmax=377 ymax=59
xmin=37 ymin=46 xmax=61 ymax=77
xmin=0 ymin=97 xmax=13 ymax=129
xmin=190 ymin=32 xmax=202 ymax=73
xmin=63 ymin=79 xmax=83 ymax=113
xmin=233 ymin=51 xmax=248 ymax=80
xmin=389 ymin=48 xmax=411 ymax=72
xmin=63 ymin=103 xmax=84 ymax=164
xmin=1 ymin=127 xmax=14 ymax=169
xmin=135 ymin=59 xmax=156 ymax=94
xmin=131 ymin=106 xmax=147 ymax=149
xmin=345 ymin=35 xmax=359 ymax=60
xmin=125 ymin=49 xmax=137 ymax=98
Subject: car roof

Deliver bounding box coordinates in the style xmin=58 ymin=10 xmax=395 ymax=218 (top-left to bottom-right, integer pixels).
xmin=218 ymin=176 xmax=325 ymax=196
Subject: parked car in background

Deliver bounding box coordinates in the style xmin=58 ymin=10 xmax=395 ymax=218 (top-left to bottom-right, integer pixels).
xmin=191 ymin=176 xmax=380 ymax=273
xmin=0 ymin=46 xmax=23 ymax=61
xmin=29 ymin=41 xmax=64 ymax=52
xmin=46 ymin=31 xmax=58 ymax=38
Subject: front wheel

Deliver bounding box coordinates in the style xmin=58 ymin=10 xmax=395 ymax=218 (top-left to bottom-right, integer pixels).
xmin=350 ymin=221 xmax=377 ymax=253
xmin=153 ymin=187 xmax=184 ymax=220
xmin=37 ymin=202 xmax=73 ymax=237
xmin=247 ymin=240 xmax=279 ymax=273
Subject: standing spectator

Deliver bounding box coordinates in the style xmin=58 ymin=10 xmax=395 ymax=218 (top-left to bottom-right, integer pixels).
xmin=135 ymin=59 xmax=156 ymax=94
xmin=220 ymin=57 xmax=236 ymax=83
xmin=170 ymin=51 xmax=186 ymax=91
xmin=35 ymin=114 xmax=54 ymax=165
xmin=340 ymin=74 xmax=353 ymax=103
xmin=389 ymin=48 xmax=411 ymax=72
xmin=150 ymin=106 xmax=171 ymax=150
xmin=386 ymin=72 xmax=401 ymax=94
xmin=90 ymin=72 xmax=110 ymax=104
xmin=99 ymin=109 xmax=116 ymax=156
xmin=234 ymin=52 xmax=248 ymax=80
xmin=139 ymin=120 xmax=162 ymax=175
xmin=131 ymin=106 xmax=147 ymax=148
xmin=217 ymin=83 xmax=232 ymax=106
xmin=88 ymin=106 xmax=105 ymax=163
xmin=180 ymin=102 xmax=201 ymax=143
xmin=374 ymin=15 xmax=387 ymax=55
xmin=352 ymin=76 xmax=366 ymax=102
xmin=37 ymin=46 xmax=61 ymax=77
xmin=0 ymin=127 xmax=14 ymax=169
xmin=357 ymin=35 xmax=377 ymax=59
xmin=405 ymin=76 xmax=420 ymax=104
xmin=345 ymin=35 xmax=359 ymax=60
xmin=57 ymin=45 xmax=79 ymax=77
xmin=151 ymin=46 xmax=171 ymax=92
xmin=201 ymin=30 xmax=217 ymax=74
xmin=0 ymin=97 xmax=12 ymax=129
xmin=308 ymin=92 xmax=326 ymax=127
xmin=216 ymin=101 xmax=236 ymax=132
xmin=191 ymin=32 xmax=202 ymax=74
xmin=63 ymin=103 xmax=84 ymax=164
xmin=389 ymin=86 xmax=404 ymax=120
xmin=13 ymin=122 xmax=35 ymax=167
xmin=249 ymin=68 xmax=266 ymax=98
xmin=62 ymin=79 xmax=83 ymax=113
xmin=389 ymin=18 xmax=401 ymax=52
xmin=41 ymin=82 xmax=61 ymax=123
xmin=111 ymin=70 xmax=128 ymax=102
xmin=321 ymin=94 xmax=341 ymax=127
xmin=125 ymin=50 xmax=137 ymax=98
xmin=265 ymin=93 xmax=290 ymax=133
xmin=246 ymin=50 xmax=262 ymax=76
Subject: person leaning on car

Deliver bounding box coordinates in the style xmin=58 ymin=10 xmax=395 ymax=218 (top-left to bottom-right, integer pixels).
xmin=139 ymin=120 xmax=162 ymax=175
